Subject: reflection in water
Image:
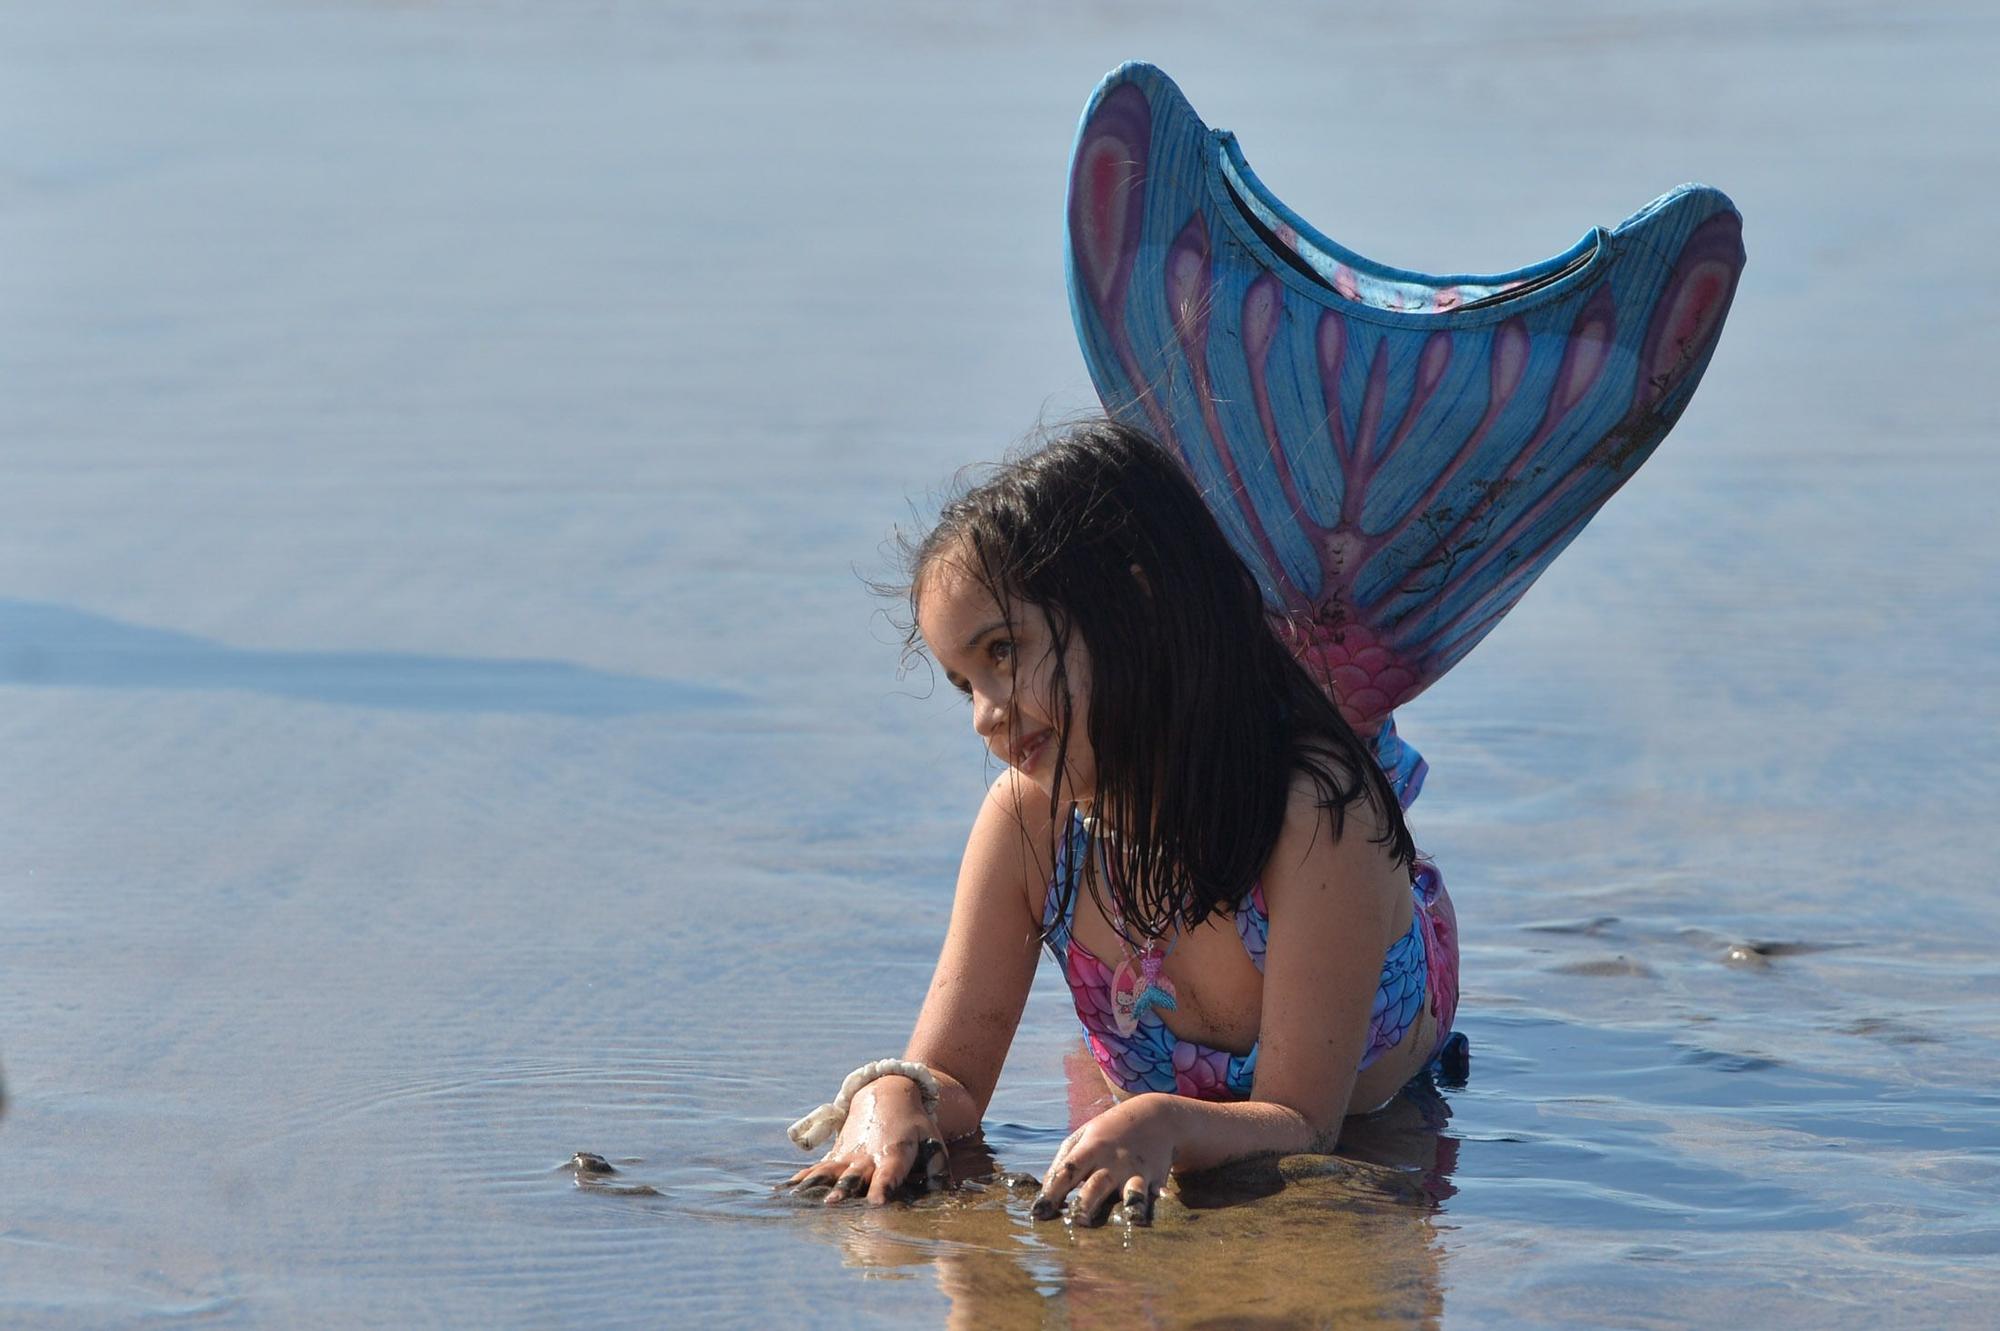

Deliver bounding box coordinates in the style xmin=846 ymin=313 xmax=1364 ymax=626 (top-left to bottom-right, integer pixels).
xmin=797 ymin=1054 xmax=1460 ymax=1329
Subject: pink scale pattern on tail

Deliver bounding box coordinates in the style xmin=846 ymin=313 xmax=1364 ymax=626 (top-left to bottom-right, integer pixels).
xmin=1284 ymin=617 xmax=1419 ymax=732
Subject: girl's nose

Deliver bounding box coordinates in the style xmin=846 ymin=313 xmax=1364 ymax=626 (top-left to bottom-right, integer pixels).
xmin=972 ymin=690 xmax=1007 ymax=739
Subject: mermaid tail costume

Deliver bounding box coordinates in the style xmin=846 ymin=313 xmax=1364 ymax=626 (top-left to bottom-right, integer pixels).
xmin=1051 ymin=63 xmax=1743 ymax=1098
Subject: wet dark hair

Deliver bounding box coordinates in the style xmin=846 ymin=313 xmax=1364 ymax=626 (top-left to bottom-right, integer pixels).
xmin=901 ymin=418 xmax=1416 ymax=940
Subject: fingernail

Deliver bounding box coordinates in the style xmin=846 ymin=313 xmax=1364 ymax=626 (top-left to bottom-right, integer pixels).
xmin=1030 ymin=1193 xmax=1057 ymax=1221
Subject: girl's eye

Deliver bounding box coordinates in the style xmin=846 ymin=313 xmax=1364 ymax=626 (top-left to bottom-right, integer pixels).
xmin=989 ymin=639 xmax=1014 ymax=667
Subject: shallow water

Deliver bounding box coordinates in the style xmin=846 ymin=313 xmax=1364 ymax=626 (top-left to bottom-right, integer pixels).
xmin=3 ymin=1 xmax=1997 ymax=1326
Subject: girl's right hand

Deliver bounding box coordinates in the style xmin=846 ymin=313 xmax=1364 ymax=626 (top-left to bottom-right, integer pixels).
xmin=783 ymin=1076 xmax=948 ymax=1205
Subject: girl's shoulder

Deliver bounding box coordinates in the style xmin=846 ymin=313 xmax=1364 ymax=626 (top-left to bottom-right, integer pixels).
xmin=1260 ymin=750 xmax=1402 ymax=909
xmin=1285 ymin=740 xmax=1378 ymax=821
xmin=965 ymin=765 xmax=1068 ymax=919
xmin=982 ymin=763 xmax=1066 ymax=839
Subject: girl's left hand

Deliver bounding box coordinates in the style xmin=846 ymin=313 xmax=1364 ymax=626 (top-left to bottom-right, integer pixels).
xmin=1031 ymin=1093 xmax=1178 ymax=1227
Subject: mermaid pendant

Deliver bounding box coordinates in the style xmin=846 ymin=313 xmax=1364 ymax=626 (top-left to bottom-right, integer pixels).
xmin=1110 ymin=942 xmax=1178 ymax=1037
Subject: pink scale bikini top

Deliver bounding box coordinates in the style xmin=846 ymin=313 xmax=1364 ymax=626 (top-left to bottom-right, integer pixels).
xmin=1040 ymin=820 xmax=1434 ymax=1100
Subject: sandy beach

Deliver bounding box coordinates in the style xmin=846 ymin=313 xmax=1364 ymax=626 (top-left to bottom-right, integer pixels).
xmin=3 ymin=2 xmax=1996 ymax=1325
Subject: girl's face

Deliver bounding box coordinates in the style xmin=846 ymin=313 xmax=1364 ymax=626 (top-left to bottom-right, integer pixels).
xmin=916 ymin=557 xmax=1096 ymax=801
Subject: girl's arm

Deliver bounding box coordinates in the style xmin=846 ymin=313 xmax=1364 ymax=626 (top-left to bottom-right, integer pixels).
xmin=787 ymin=768 xmax=1051 ymax=1202
xmin=903 ymin=766 xmax=1054 ymax=1131
xmin=1031 ymin=774 xmax=1404 ymax=1221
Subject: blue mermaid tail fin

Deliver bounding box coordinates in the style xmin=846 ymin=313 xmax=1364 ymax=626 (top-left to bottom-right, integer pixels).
xmin=1066 ymin=62 xmax=1744 ymax=730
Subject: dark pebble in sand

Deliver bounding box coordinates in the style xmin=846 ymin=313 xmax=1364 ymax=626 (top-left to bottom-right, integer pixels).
xmin=1842 ymin=1017 xmax=1942 ymax=1045
xmin=1550 ymin=956 xmax=1658 ymax=978
xmin=1746 ymin=940 xmax=1838 ymax=958
xmin=1523 ymin=915 xmax=1622 ymax=936
xmin=908 ymin=1170 xmax=1034 ymax=1201
xmin=564 ymin=1153 xmax=659 ymax=1193
xmin=1724 ymin=939 xmax=1850 ymax=966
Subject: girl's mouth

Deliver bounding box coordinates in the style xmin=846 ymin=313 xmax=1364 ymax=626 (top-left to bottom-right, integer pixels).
xmin=1012 ymin=730 xmax=1053 ymax=771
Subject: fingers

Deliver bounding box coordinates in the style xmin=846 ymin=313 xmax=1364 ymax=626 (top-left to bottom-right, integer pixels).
xmin=1117 ymin=1174 xmax=1156 ymax=1227
xmin=1059 ymin=1171 xmax=1159 ymax=1228
xmin=865 ymin=1137 xmax=951 ymax=1205
xmin=1030 ymin=1130 xmax=1085 ymax=1218
xmin=865 ymin=1141 xmax=915 ymax=1206
xmin=825 ymin=1163 xmax=871 ymax=1205
xmin=786 ymin=1157 xmax=843 ymax=1189
xmin=1031 ymin=1154 xmax=1079 ymax=1220
xmin=798 ymin=1146 xmax=1152 ymax=1225
xmin=783 ymin=1149 xmax=866 ymax=1201
xmin=917 ymin=1136 xmax=949 ymax=1190
xmin=789 ymin=1135 xmax=952 ymax=1207
xmin=1070 ymin=1168 xmax=1121 ymax=1228
xmin=1031 ymin=1136 xmax=1162 ymax=1228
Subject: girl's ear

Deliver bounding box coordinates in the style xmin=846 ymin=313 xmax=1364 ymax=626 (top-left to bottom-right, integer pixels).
xmin=1129 ymin=562 xmax=1152 ymax=598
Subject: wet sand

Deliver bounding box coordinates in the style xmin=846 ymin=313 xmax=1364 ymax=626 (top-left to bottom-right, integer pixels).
xmin=3 ymin=1 xmax=1997 ymax=1326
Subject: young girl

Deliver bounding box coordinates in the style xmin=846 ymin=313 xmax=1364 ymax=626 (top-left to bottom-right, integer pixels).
xmin=785 ymin=419 xmax=1459 ymax=1226
xmin=785 ymin=58 xmax=1741 ymax=1225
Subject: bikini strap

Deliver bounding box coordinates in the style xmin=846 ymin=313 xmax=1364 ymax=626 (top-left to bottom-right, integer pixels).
xmin=1235 ymin=881 xmax=1270 ymax=973
xmin=1040 ymin=813 xmax=1091 ymax=961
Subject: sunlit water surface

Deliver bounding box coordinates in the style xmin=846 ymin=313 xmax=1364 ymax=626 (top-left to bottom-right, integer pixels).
xmin=3 ymin=2 xmax=1996 ymax=1326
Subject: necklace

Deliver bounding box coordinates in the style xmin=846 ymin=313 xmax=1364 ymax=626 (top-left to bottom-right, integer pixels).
xmin=1092 ymin=831 xmax=1179 ymax=1037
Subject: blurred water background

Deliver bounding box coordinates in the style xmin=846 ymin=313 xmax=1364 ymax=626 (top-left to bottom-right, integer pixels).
xmin=3 ymin=1 xmax=1996 ymax=1326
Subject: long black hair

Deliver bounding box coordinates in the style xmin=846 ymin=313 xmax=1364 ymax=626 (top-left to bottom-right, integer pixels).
xmin=903 ymin=419 xmax=1416 ymax=940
